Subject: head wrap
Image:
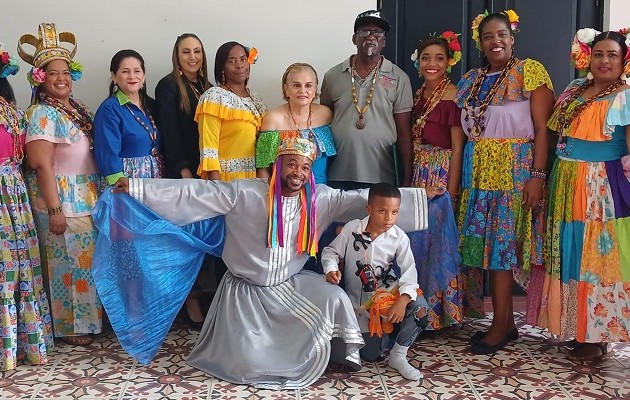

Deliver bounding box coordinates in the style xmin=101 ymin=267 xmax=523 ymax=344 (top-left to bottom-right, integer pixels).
xmin=267 ymin=138 xmax=318 ymax=256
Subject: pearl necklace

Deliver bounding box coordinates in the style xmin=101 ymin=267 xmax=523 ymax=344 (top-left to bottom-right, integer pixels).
xmin=351 ymin=55 xmax=382 ymax=130
xmin=125 ymin=104 xmax=159 ymax=156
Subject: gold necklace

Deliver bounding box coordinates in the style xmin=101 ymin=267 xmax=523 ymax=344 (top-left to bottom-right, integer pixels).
xmin=351 ymin=55 xmax=382 ymax=130
xmin=288 ymin=102 xmax=315 ymax=140
xmin=412 ymin=77 xmax=450 ymax=144
xmin=188 ymin=80 xmax=205 ymax=100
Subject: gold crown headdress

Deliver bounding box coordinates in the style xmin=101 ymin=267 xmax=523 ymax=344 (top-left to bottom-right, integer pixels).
xmin=17 ymin=23 xmax=82 ymax=86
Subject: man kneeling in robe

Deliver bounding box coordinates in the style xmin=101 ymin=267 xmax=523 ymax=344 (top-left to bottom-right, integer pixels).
xmin=112 ymin=137 xmax=440 ymax=389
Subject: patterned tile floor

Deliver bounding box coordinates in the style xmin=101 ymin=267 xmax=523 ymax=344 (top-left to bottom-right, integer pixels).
xmin=1 ymin=313 xmax=629 ymax=400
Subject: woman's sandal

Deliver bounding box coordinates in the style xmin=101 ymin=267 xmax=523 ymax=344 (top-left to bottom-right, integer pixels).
xmin=567 ymin=342 xmax=609 ymax=361
xmin=59 ymin=335 xmax=93 ymax=346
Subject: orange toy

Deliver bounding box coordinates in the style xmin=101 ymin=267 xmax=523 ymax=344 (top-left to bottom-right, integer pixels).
xmin=364 ymin=287 xmax=425 ymax=337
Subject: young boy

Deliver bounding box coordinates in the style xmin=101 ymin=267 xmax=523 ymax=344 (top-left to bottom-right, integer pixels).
xmin=322 ymin=182 xmax=432 ymax=381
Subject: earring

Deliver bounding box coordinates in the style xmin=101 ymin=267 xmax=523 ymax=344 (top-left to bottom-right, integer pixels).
xmin=221 ymin=71 xmax=225 ymax=84
xmin=586 ymin=71 xmax=594 ymax=80
xmin=199 ymin=70 xmax=204 ymax=77
xmin=113 ymin=84 xmax=119 ymax=92
xmin=179 ymin=69 xmax=183 ymax=76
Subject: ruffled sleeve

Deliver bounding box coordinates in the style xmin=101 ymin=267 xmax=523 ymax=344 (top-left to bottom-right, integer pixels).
xmin=194 ymin=87 xmax=264 ymax=129
xmin=425 ymin=99 xmax=462 ymax=127
xmin=606 ymin=89 xmax=630 ymax=129
xmin=455 ymin=69 xmax=479 ymax=108
xmin=255 ymin=130 xmax=281 ymax=168
xmin=523 ymin=58 xmax=553 ymax=92
xmin=25 ymin=104 xmax=82 ymax=145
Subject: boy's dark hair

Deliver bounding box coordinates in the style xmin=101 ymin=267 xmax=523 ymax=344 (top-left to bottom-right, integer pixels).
xmin=368 ymin=182 xmax=401 ymax=203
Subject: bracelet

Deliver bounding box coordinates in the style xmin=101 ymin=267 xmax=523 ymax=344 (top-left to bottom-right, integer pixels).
xmin=48 ymin=205 xmax=63 ymax=215
xmin=448 ymin=191 xmax=460 ymax=202
xmin=530 ymin=168 xmax=547 ymax=180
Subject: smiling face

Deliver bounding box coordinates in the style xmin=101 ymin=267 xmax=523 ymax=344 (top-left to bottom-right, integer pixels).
xmin=112 ymin=56 xmax=145 ymax=97
xmin=42 ymin=59 xmax=72 ymax=101
xmin=353 ymin=23 xmax=386 ymax=58
xmin=279 ymin=154 xmax=312 ymax=196
xmin=590 ymin=38 xmax=625 ymax=84
xmin=365 ymin=195 xmax=400 ymax=235
xmin=480 ymin=18 xmax=514 ymax=69
xmin=177 ymin=36 xmax=203 ymax=80
xmin=283 ymin=68 xmax=318 ymax=106
xmin=418 ymin=43 xmax=449 ymax=82
xmin=223 ymin=45 xmax=249 ymax=86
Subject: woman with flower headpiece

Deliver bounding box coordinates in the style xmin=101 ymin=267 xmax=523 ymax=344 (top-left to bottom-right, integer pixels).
xmin=18 ymin=23 xmax=102 ymax=346
xmin=197 ymin=41 xmax=266 ymax=181
xmin=408 ymin=32 xmax=466 ymax=330
xmin=455 ymin=11 xmax=554 ymax=354
xmin=531 ymin=29 xmax=630 ymax=361
xmin=0 ymin=44 xmax=53 ymax=370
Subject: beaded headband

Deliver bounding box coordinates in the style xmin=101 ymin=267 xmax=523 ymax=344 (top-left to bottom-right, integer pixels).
xmin=17 ymin=23 xmax=83 ymax=86
xmin=471 ymin=9 xmax=519 ymax=50
xmin=0 ymin=43 xmax=19 ymax=78
xmin=571 ymin=28 xmax=630 ymax=77
xmin=410 ymin=31 xmax=462 ymax=73
xmin=276 ymin=137 xmax=317 ymax=161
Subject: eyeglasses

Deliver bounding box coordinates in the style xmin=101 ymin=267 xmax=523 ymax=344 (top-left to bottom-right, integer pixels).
xmin=356 ymin=29 xmax=386 ymax=39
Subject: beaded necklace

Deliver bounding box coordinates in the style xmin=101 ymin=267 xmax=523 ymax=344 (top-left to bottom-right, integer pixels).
xmin=412 ymin=77 xmax=450 ymax=144
xmin=41 ymin=94 xmax=94 ymax=148
xmin=222 ymin=84 xmax=264 ymax=119
xmin=125 ymin=104 xmax=159 ymax=157
xmin=288 ymin=102 xmax=315 ymax=140
xmin=554 ymin=79 xmax=624 ymax=156
xmin=0 ymin=96 xmax=24 ymax=162
xmin=463 ymin=56 xmax=518 ymax=137
xmin=351 ymin=55 xmax=382 ymax=130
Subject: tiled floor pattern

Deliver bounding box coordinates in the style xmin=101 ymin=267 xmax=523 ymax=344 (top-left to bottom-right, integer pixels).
xmin=1 ymin=314 xmax=629 ymax=400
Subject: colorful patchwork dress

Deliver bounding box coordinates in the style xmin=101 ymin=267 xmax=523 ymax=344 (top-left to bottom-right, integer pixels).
xmin=0 ymin=102 xmax=53 ymax=370
xmin=409 ymin=95 xmax=464 ymax=329
xmin=256 ymin=125 xmax=336 ymax=184
xmin=532 ymin=79 xmax=630 ymax=343
xmin=196 ymin=87 xmax=266 ymax=181
xmin=25 ymin=103 xmax=102 ymax=338
xmin=455 ymin=59 xmax=553 ymax=316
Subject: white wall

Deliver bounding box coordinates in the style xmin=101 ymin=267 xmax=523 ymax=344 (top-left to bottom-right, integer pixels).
xmin=3 ymin=0 xmax=374 ymax=111
xmin=604 ymin=0 xmax=630 ymax=31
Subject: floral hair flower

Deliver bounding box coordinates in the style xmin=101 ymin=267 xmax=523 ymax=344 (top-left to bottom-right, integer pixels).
xmin=246 ymin=47 xmax=258 ymax=65
xmin=69 ymin=61 xmax=83 ymax=81
xmin=27 ymin=67 xmax=46 ymax=86
xmin=571 ymin=27 xmax=630 ymax=78
xmin=411 ymin=31 xmax=462 ymax=73
xmin=0 ymin=43 xmax=20 ymax=79
xmin=471 ymin=9 xmax=519 ymax=50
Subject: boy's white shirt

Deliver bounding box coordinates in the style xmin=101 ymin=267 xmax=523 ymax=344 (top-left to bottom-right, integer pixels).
xmin=321 ymin=216 xmax=420 ymax=302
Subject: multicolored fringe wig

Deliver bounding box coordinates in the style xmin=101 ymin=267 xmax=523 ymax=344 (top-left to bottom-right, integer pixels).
xmin=266 ymin=138 xmax=318 ymax=256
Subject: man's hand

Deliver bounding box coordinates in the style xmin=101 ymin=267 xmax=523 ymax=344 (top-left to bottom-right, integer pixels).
xmin=326 ymin=270 xmax=342 ymax=285
xmin=425 ymin=186 xmax=446 ymax=198
xmin=386 ymin=296 xmax=409 ymax=324
xmin=112 ymin=177 xmax=130 ymax=194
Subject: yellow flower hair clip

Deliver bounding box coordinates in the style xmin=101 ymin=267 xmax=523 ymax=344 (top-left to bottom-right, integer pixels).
xmin=471 ymin=9 xmax=519 ymax=50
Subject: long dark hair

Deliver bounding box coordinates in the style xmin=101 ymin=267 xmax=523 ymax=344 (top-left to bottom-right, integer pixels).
xmin=108 ymin=49 xmax=152 ymax=109
xmin=0 ymin=78 xmax=15 ymax=103
xmin=592 ymin=31 xmax=628 ymax=59
xmin=171 ymin=33 xmax=211 ymax=115
xmin=214 ymin=41 xmax=249 ymax=86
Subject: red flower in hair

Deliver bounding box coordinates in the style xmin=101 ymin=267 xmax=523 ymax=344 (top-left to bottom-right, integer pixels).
xmin=449 ymin=40 xmax=461 ymax=51
xmin=441 ymin=31 xmax=457 ymax=40
xmin=0 ymin=52 xmax=9 ymax=64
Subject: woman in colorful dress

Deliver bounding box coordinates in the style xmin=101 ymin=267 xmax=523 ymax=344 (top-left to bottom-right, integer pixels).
xmin=197 ymin=41 xmax=266 ymax=181
xmin=0 ymin=45 xmax=53 ymax=370
xmin=533 ymin=29 xmax=630 ymax=361
xmin=455 ymin=10 xmax=554 ymax=354
xmin=155 ymin=34 xmax=212 ymax=329
xmin=19 ymin=23 xmax=102 ymax=346
xmin=94 ymin=49 xmax=163 ymax=184
xmin=256 ymin=62 xmax=335 ymax=184
xmin=408 ymin=33 xmax=466 ymax=330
